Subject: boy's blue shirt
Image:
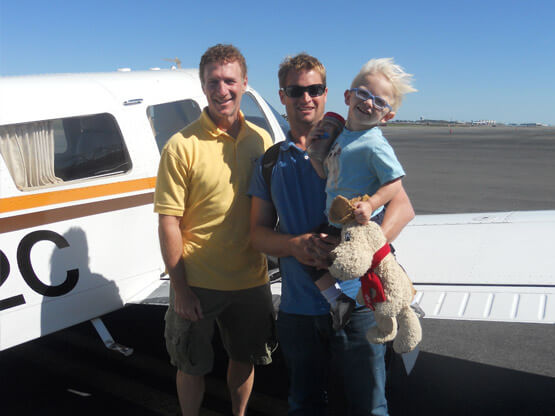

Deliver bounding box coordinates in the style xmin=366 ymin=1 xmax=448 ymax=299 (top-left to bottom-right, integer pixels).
xmin=325 ymin=126 xmax=405 ymax=225
xmin=248 ymin=136 xmax=361 ymax=315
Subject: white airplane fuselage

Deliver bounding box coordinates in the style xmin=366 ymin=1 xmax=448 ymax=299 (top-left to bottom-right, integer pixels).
xmin=0 ymin=69 xmax=286 ymax=351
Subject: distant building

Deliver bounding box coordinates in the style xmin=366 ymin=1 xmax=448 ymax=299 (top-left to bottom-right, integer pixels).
xmin=518 ymin=122 xmax=549 ymax=127
xmin=388 ymin=119 xmax=550 ymax=127
xmin=471 ymin=120 xmax=496 ymax=126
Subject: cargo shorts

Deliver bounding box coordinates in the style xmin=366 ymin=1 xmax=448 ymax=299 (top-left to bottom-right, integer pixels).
xmin=164 ymin=283 xmax=277 ymax=376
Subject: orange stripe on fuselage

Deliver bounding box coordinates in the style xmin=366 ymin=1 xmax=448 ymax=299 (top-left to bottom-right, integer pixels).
xmin=0 ymin=177 xmax=157 ymax=214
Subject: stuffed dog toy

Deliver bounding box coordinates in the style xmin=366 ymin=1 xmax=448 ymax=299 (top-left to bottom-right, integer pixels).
xmin=328 ymin=195 xmax=422 ymax=353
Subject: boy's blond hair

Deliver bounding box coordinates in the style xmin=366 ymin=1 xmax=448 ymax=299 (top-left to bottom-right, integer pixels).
xmin=351 ymin=58 xmax=416 ymax=111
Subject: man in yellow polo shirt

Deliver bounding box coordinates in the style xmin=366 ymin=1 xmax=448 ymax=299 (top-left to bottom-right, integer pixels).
xmin=154 ymin=44 xmax=275 ymax=416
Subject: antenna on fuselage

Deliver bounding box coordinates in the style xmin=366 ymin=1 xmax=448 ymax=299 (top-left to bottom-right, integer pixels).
xmin=164 ymin=57 xmax=182 ymax=69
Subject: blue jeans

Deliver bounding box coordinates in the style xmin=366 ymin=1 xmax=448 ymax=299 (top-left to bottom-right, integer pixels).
xmin=276 ymin=308 xmax=388 ymax=416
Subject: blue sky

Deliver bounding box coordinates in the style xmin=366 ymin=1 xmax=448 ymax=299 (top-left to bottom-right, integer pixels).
xmin=1 ymin=0 xmax=554 ymax=125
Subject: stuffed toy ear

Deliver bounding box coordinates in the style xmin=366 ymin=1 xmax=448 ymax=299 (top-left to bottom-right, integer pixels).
xmin=329 ymin=195 xmax=373 ymax=224
xmin=349 ymin=194 xmax=371 ymax=205
xmin=329 ymin=195 xmax=355 ymax=224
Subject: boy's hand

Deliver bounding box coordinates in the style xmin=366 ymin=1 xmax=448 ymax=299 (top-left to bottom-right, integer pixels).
xmin=353 ymin=200 xmax=374 ymax=225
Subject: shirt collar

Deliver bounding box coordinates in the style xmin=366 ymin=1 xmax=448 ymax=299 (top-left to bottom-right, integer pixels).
xmin=282 ymin=131 xmax=306 ymax=153
xmin=343 ymin=125 xmax=380 ymax=136
xmin=200 ymin=108 xmax=246 ymax=140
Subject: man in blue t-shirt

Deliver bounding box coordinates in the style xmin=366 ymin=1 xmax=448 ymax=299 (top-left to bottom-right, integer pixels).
xmin=248 ymin=53 xmax=415 ymax=416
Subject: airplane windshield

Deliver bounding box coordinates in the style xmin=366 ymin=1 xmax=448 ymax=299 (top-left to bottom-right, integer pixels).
xmin=264 ymin=99 xmax=290 ymax=137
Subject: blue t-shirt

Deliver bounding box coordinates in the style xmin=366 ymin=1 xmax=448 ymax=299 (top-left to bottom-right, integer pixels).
xmin=248 ymin=138 xmax=361 ymax=315
xmin=325 ymin=127 xmax=405 ymax=225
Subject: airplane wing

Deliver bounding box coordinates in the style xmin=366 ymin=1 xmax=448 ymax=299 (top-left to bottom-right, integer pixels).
xmin=393 ymin=210 xmax=555 ymax=324
xmin=126 ymin=278 xmax=170 ymax=306
xmin=127 ymin=270 xmax=282 ymax=312
xmin=127 ymin=211 xmax=555 ymax=325
xmin=128 ymin=256 xmax=283 ymax=309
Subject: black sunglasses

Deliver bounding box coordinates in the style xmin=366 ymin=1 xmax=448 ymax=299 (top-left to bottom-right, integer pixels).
xmin=281 ymin=84 xmax=326 ymax=98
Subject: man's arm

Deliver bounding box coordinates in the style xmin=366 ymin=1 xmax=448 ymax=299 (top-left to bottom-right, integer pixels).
xmin=381 ymin=185 xmax=415 ymax=243
xmin=158 ymin=214 xmax=203 ymax=321
xmin=250 ymin=196 xmax=334 ymax=268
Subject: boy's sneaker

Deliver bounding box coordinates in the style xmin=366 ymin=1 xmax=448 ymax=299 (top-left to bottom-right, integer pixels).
xmin=330 ymin=293 xmax=356 ymax=331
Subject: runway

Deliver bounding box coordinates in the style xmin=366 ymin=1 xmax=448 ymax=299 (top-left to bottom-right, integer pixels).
xmin=385 ymin=125 xmax=555 ymax=214
xmin=1 ymin=126 xmax=554 ymax=415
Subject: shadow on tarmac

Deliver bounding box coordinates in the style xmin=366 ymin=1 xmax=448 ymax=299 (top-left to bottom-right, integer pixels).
xmin=1 ymin=304 xmax=554 ymax=415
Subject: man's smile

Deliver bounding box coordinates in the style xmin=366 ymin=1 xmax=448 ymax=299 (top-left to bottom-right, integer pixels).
xmin=215 ymin=96 xmax=233 ymax=104
xmin=298 ymin=105 xmax=315 ymax=112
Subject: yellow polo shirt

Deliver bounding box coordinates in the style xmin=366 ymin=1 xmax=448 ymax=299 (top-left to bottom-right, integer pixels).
xmin=154 ymin=109 xmax=273 ymax=290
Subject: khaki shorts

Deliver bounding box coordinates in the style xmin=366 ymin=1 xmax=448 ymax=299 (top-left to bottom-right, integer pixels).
xmin=164 ymin=284 xmax=277 ymax=375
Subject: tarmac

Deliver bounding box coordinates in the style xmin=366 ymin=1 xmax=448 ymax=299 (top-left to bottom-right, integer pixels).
xmin=384 ymin=125 xmax=555 ymax=214
xmin=1 ymin=125 xmax=554 ymax=415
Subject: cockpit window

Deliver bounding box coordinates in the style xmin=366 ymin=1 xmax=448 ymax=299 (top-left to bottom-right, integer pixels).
xmin=264 ymin=98 xmax=290 ymax=137
xmin=147 ymin=99 xmax=201 ymax=152
xmin=241 ymin=92 xmax=274 ymax=141
xmin=0 ymin=113 xmax=131 ymax=190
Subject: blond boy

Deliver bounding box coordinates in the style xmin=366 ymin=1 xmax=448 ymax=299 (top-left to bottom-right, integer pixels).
xmin=307 ymin=58 xmax=417 ymax=329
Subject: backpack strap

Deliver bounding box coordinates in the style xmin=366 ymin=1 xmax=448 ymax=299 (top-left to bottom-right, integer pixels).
xmin=261 ymin=142 xmax=282 ymax=200
xmin=260 ymin=142 xmax=283 ymax=276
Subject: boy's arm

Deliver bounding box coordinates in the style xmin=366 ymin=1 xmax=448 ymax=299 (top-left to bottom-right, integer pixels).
xmin=353 ymin=178 xmax=403 ymax=225
xmin=250 ymin=196 xmax=334 ymax=269
xmin=381 ymin=185 xmax=415 ymax=242
xmin=368 ymin=178 xmax=403 ymax=213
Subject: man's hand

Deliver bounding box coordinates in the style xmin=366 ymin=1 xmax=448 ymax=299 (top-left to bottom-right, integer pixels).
xmin=251 ymin=197 xmax=341 ymax=268
xmin=313 ymin=232 xmax=340 ymax=269
xmin=353 ymin=200 xmax=374 ymax=225
xmin=288 ymin=233 xmax=320 ymax=266
xmin=174 ymin=285 xmax=204 ymax=322
xmin=288 ymin=231 xmax=340 ymax=269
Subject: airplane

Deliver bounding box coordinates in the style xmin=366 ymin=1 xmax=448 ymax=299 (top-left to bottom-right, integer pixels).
xmin=1 ymin=68 xmax=553 ymax=360
xmin=0 ymin=68 xmax=287 ymax=353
